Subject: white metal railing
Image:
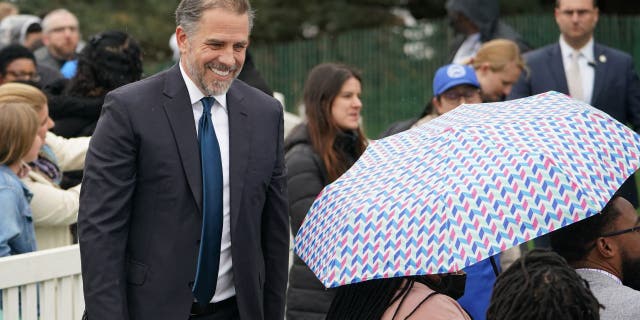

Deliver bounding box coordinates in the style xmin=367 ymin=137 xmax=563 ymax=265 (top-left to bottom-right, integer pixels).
xmin=0 ymin=245 xmax=84 ymax=320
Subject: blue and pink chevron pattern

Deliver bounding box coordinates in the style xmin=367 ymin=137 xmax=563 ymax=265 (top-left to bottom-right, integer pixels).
xmin=294 ymin=91 xmax=640 ymax=288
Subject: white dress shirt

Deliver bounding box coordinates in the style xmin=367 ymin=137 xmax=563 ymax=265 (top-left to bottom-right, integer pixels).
xmin=453 ymin=33 xmax=481 ymax=64
xmin=559 ymin=36 xmax=595 ymax=104
xmin=180 ymin=63 xmax=235 ymax=302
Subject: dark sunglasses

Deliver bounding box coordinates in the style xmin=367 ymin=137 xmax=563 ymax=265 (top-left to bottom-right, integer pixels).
xmin=599 ymin=225 xmax=640 ymax=238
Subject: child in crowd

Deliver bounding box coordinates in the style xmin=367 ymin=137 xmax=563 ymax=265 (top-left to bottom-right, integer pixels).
xmin=0 ymin=101 xmax=42 ymax=256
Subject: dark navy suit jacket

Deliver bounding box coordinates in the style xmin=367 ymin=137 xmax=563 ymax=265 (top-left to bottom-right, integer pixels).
xmin=509 ymin=41 xmax=640 ymax=206
xmin=78 ymin=64 xmax=289 ymax=320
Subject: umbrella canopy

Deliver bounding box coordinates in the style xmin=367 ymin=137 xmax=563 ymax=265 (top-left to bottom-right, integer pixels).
xmin=295 ymin=91 xmax=640 ymax=288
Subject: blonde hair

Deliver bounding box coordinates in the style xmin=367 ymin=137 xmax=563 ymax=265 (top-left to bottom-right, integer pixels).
xmin=469 ymin=39 xmax=527 ymax=74
xmin=0 ymin=82 xmax=47 ymax=112
xmin=0 ymin=102 xmax=38 ymax=166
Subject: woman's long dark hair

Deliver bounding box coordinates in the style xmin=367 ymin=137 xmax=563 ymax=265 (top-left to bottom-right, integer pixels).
xmin=304 ymin=62 xmax=368 ymax=182
xmin=326 ymin=275 xmax=444 ymax=320
xmin=65 ymin=30 xmax=142 ymax=97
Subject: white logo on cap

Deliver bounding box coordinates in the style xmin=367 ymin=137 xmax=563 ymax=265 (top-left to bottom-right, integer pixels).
xmin=446 ymin=65 xmax=466 ymax=79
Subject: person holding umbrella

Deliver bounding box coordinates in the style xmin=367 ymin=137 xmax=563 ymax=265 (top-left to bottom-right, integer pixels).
xmin=326 ymin=272 xmax=471 ymax=319
xmin=380 ymin=63 xmax=496 ymax=320
xmin=285 ymin=62 xmax=368 ymax=320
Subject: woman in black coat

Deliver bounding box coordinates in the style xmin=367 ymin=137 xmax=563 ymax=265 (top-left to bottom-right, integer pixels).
xmin=285 ymin=63 xmax=368 ymax=320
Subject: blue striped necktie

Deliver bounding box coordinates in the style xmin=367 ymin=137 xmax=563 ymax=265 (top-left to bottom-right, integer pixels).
xmin=192 ymin=96 xmax=224 ymax=304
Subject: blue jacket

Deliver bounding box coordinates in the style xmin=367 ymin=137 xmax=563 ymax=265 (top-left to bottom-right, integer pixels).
xmin=0 ymin=165 xmax=37 ymax=257
xmin=458 ymin=256 xmax=499 ymax=320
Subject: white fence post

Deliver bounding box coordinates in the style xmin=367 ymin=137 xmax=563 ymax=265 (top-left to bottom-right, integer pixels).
xmin=0 ymin=245 xmax=84 ymax=320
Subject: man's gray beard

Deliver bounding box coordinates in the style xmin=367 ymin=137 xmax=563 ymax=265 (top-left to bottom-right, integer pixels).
xmin=199 ymin=75 xmax=233 ymax=96
xmin=185 ymin=57 xmax=242 ymax=96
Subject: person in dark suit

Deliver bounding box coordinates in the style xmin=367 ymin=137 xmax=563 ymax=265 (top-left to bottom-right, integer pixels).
xmin=509 ymin=0 xmax=640 ymax=208
xmin=77 ymin=1 xmax=289 ymax=319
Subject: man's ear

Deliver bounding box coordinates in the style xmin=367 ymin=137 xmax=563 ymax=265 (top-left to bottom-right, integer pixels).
xmin=595 ymin=237 xmax=617 ymax=259
xmin=175 ymin=27 xmax=188 ymax=55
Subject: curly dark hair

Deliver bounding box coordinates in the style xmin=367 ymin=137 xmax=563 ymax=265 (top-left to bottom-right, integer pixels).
xmin=65 ymin=30 xmax=142 ymax=97
xmin=550 ymin=195 xmax=623 ymax=264
xmin=0 ymin=44 xmax=36 ymax=75
xmin=487 ymin=249 xmax=601 ymax=320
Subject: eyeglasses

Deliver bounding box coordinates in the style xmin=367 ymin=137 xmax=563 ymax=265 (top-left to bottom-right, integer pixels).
xmin=599 ymin=225 xmax=640 ymax=238
xmin=5 ymin=70 xmax=40 ymax=82
xmin=586 ymin=225 xmax=640 ymax=251
xmin=440 ymin=89 xmax=481 ymax=102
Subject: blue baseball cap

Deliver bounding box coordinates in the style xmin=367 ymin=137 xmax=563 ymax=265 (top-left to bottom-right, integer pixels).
xmin=432 ymin=64 xmax=480 ymax=96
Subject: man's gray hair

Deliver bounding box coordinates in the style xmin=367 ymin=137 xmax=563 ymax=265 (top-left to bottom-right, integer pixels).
xmin=41 ymin=8 xmax=78 ymax=33
xmin=175 ymin=0 xmax=255 ymax=36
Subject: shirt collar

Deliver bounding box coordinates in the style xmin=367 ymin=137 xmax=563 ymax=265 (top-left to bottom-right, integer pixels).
xmin=577 ymin=268 xmax=623 ymax=285
xmin=178 ymin=61 xmax=228 ymax=110
xmin=559 ymin=36 xmax=594 ymax=62
xmin=466 ymin=32 xmax=480 ymax=41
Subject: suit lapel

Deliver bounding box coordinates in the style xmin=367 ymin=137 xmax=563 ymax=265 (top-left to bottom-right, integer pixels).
xmin=548 ymin=44 xmax=569 ymax=94
xmin=227 ymin=82 xmax=250 ymax=232
xmin=591 ymin=44 xmax=608 ymax=105
xmin=161 ymin=65 xmax=203 ymax=213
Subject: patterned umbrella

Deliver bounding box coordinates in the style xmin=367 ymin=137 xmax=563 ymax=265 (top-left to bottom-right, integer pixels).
xmin=295 ymin=91 xmax=640 ymax=288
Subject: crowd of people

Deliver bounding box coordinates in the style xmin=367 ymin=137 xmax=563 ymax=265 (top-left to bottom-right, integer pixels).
xmin=0 ymin=0 xmax=639 ymax=319
xmin=0 ymin=4 xmax=143 ymax=255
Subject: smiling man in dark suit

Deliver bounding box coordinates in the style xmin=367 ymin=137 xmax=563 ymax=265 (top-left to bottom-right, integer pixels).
xmin=78 ymin=0 xmax=289 ymax=319
xmin=509 ymin=0 xmax=640 ymax=208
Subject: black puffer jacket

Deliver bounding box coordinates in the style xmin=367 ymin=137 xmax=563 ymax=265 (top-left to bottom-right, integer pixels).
xmin=284 ymin=123 xmax=359 ymax=320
